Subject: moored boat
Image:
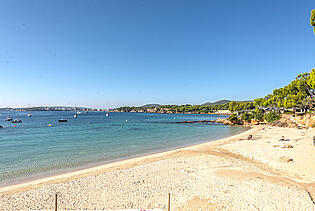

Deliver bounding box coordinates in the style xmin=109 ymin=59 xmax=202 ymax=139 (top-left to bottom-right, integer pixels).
xmin=11 ymin=119 xmax=22 ymax=123
xmin=58 ymin=119 xmax=68 ymax=122
xmin=5 ymin=117 xmax=13 ymax=121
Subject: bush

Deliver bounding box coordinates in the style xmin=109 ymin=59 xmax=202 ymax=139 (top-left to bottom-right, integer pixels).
xmin=253 ymin=109 xmax=264 ymax=121
xmin=241 ymin=112 xmax=253 ymax=122
xmin=264 ymin=111 xmax=281 ymax=123
xmin=227 ymin=113 xmax=238 ymax=122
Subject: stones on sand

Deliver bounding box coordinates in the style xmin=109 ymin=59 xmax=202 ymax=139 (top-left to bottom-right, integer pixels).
xmin=279 ymin=156 xmax=293 ymax=163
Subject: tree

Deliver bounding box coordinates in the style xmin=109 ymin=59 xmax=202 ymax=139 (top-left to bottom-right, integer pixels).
xmin=311 ymin=9 xmax=315 ymax=35
xmin=241 ymin=113 xmax=253 ymax=122
xmin=307 ymin=69 xmax=315 ymax=97
xmin=264 ymin=111 xmax=280 ymax=123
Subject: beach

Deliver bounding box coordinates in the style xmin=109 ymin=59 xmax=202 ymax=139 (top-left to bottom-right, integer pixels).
xmin=0 ymin=125 xmax=314 ymax=210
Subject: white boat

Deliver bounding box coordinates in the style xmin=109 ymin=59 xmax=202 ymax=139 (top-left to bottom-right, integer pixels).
xmin=74 ymin=114 xmax=78 ymax=118
xmin=77 ymin=111 xmax=81 ymax=115
xmin=5 ymin=117 xmax=12 ymax=121
xmin=105 ymin=113 xmax=109 ymax=117
xmin=5 ymin=106 xmax=12 ymax=121
xmin=27 ymin=105 xmax=32 ymax=117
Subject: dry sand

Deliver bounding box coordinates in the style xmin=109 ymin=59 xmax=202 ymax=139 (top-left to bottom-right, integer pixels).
xmin=0 ymin=125 xmax=314 ymax=210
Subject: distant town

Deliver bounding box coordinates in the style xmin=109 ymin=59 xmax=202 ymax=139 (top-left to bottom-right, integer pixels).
xmin=0 ymin=106 xmax=107 ymax=112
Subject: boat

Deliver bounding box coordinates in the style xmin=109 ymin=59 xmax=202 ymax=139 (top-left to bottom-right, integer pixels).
xmin=11 ymin=119 xmax=22 ymax=123
xmin=27 ymin=105 xmax=32 ymax=117
xmin=74 ymin=106 xmax=81 ymax=115
xmin=105 ymin=113 xmax=109 ymax=117
xmin=73 ymin=114 xmax=78 ymax=118
xmin=5 ymin=106 xmax=12 ymax=121
xmin=0 ymin=125 xmax=3 ymax=128
xmin=5 ymin=117 xmax=13 ymax=121
xmin=58 ymin=119 xmax=68 ymax=122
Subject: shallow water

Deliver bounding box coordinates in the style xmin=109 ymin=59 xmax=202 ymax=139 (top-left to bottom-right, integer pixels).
xmin=0 ymin=111 xmax=247 ymax=186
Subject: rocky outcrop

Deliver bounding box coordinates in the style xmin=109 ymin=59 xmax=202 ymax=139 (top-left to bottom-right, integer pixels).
xmin=294 ymin=113 xmax=315 ymax=128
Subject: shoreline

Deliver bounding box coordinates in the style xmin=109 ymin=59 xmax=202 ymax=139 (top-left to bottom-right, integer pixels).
xmin=0 ymin=126 xmax=254 ymax=196
xmin=1 ymin=125 xmax=314 ymax=210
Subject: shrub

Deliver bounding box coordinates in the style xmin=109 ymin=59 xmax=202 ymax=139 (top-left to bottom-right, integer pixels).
xmin=241 ymin=112 xmax=253 ymax=122
xmin=227 ymin=113 xmax=238 ymax=122
xmin=253 ymin=109 xmax=264 ymax=121
xmin=264 ymin=111 xmax=281 ymax=123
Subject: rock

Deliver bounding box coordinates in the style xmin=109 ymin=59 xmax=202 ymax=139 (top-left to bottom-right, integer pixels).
xmin=251 ymin=119 xmax=259 ymax=125
xmin=279 ymin=156 xmax=293 ymax=163
xmin=281 ymin=144 xmax=294 ymax=149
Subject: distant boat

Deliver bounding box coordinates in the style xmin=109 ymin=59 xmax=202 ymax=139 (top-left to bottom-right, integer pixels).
xmin=27 ymin=105 xmax=32 ymax=117
xmin=74 ymin=106 xmax=81 ymax=115
xmin=0 ymin=125 xmax=3 ymax=128
xmin=73 ymin=114 xmax=78 ymax=118
xmin=58 ymin=119 xmax=68 ymax=122
xmin=5 ymin=117 xmax=13 ymax=121
xmin=105 ymin=113 xmax=109 ymax=117
xmin=11 ymin=119 xmax=22 ymax=123
xmin=6 ymin=106 xmax=12 ymax=121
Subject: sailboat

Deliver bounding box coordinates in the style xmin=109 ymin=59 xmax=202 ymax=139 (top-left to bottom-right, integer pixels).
xmin=5 ymin=106 xmax=12 ymax=121
xmin=27 ymin=105 xmax=32 ymax=117
xmin=74 ymin=106 xmax=78 ymax=118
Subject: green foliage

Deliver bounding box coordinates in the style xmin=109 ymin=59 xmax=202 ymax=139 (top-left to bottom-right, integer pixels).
xmin=252 ymin=70 xmax=314 ymax=109
xmin=253 ymin=108 xmax=264 ymax=121
xmin=116 ymin=103 xmax=231 ymax=113
xmin=307 ymin=69 xmax=315 ymax=90
xmin=264 ymin=111 xmax=280 ymax=123
xmin=311 ymin=9 xmax=315 ymax=34
xmin=241 ymin=113 xmax=253 ymax=122
xmin=228 ymin=101 xmax=254 ymax=112
xmin=227 ymin=113 xmax=239 ymax=122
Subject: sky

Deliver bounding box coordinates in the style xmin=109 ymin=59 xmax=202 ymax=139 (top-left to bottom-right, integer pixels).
xmin=0 ymin=0 xmax=314 ymax=108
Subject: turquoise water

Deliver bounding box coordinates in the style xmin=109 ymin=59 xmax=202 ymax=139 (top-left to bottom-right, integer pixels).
xmin=0 ymin=111 xmax=247 ymax=186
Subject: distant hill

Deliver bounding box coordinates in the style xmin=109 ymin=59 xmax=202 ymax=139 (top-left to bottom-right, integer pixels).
xmin=202 ymin=100 xmax=253 ymax=106
xmin=201 ymin=100 xmax=232 ymax=106
xmin=142 ymin=104 xmax=160 ymax=108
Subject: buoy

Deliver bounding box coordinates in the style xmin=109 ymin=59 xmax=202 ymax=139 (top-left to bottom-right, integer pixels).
xmin=48 ymin=124 xmax=52 ymax=127
xmin=13 ymin=125 xmax=16 ymax=127
xmin=126 ymin=120 xmax=128 ymax=122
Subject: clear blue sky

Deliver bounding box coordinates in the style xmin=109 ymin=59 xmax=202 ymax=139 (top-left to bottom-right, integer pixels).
xmin=0 ymin=0 xmax=314 ymax=108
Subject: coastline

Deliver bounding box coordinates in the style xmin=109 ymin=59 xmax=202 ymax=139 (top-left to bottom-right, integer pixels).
xmin=0 ymin=126 xmax=253 ymax=196
xmin=0 ymin=124 xmax=248 ymax=189
xmin=1 ymin=125 xmax=314 ymax=210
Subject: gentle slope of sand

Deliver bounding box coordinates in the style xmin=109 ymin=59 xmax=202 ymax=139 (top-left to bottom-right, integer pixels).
xmin=0 ymin=125 xmax=314 ymax=210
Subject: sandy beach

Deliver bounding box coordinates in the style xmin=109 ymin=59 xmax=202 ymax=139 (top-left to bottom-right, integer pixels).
xmin=0 ymin=125 xmax=314 ymax=210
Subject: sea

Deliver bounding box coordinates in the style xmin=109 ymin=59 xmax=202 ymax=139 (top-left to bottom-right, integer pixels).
xmin=0 ymin=111 xmax=248 ymax=186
